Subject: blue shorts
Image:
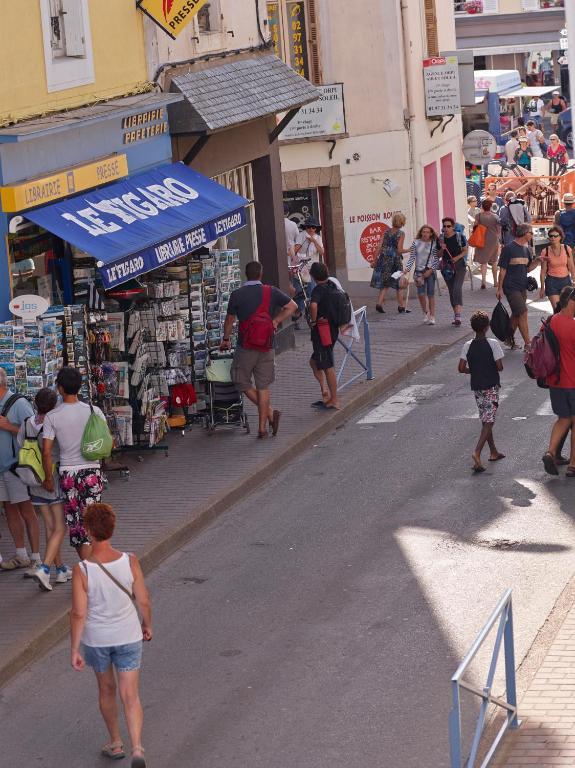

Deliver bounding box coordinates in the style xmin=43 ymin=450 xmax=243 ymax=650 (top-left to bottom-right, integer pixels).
xmin=545 ymin=275 xmax=572 ymax=298
xmin=83 ymin=640 xmax=143 ymax=673
xmin=416 ymin=272 xmax=436 ymax=297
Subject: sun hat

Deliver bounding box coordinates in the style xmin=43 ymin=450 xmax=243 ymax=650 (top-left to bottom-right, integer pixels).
xmin=518 ymin=137 xmax=529 ymax=143
xmin=562 ymin=193 xmax=575 ymax=205
xmin=300 ymin=217 xmax=322 ymax=231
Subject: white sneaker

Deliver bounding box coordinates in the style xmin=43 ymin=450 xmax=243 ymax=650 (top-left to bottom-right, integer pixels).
xmin=32 ymin=564 xmax=52 ymax=592
xmin=422 ymin=313 xmax=429 ymax=324
xmin=428 ymin=316 xmax=436 ymax=325
xmin=55 ymin=565 xmax=72 ymax=584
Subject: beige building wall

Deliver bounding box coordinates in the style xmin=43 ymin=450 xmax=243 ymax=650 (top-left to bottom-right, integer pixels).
xmin=280 ymin=0 xmax=467 ymax=282
xmin=143 ymin=0 xmax=265 ymax=82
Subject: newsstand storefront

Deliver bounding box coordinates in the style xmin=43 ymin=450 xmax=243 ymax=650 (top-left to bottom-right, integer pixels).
xmin=0 ymin=94 xmax=250 ymax=453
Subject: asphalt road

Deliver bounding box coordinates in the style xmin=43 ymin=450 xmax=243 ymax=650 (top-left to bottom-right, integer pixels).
xmin=2 ymin=342 xmax=575 ymax=767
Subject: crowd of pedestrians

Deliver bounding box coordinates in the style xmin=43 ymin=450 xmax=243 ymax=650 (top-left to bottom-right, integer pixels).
xmin=503 ymin=113 xmax=570 ymax=173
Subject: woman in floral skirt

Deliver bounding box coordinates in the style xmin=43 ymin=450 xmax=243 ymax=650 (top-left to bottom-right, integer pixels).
xmin=371 ymin=213 xmax=411 ymax=313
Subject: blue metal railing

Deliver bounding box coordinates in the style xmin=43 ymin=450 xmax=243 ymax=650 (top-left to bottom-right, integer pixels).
xmin=336 ymin=306 xmax=374 ymax=391
xmin=449 ymin=589 xmax=520 ymax=768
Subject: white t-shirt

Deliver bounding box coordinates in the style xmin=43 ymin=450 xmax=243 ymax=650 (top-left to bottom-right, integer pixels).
xmin=527 ymin=98 xmax=544 ymax=118
xmin=528 ymin=128 xmax=545 ymax=158
xmin=460 ymin=337 xmax=504 ymax=362
xmin=296 ymin=232 xmax=324 ymax=261
xmin=295 ymin=232 xmax=324 ymax=281
xmin=504 ymin=138 xmax=519 ymax=164
xmin=284 ymin=218 xmax=300 ymax=265
xmin=43 ymin=400 xmax=107 ymax=470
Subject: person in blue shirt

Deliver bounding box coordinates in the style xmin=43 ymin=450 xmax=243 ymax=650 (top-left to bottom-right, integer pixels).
xmin=0 ymin=368 xmax=39 ymax=571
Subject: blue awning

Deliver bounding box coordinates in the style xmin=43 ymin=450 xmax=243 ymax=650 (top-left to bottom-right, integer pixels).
xmin=26 ymin=162 xmax=248 ymax=289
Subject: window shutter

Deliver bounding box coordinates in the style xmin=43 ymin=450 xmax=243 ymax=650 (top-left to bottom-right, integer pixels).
xmin=61 ymin=0 xmax=86 ymax=57
xmin=520 ymin=0 xmax=538 ymax=10
xmin=307 ymin=0 xmax=322 ymax=84
xmin=423 ymin=0 xmax=438 ymax=57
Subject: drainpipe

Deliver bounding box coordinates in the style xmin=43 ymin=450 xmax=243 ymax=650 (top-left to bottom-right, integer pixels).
xmin=398 ymin=0 xmax=420 ymax=230
xmin=566 ymin=0 xmax=575 ymax=105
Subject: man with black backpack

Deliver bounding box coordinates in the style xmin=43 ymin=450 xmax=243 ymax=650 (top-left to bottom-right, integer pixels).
xmin=221 ymin=261 xmax=296 ymax=439
xmin=308 ymin=262 xmax=352 ymax=411
xmin=0 ymin=367 xmax=40 ymax=572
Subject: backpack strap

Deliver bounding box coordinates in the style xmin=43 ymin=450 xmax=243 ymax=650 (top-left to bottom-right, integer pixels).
xmin=257 ymin=285 xmax=272 ymax=314
xmin=1 ymin=393 xmax=23 ymax=418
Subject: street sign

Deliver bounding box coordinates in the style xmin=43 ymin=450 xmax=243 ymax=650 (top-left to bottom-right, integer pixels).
xmin=560 ymin=37 xmax=569 ymax=51
xmin=423 ymin=56 xmax=461 ymax=117
xmin=462 ymin=130 xmax=497 ymax=165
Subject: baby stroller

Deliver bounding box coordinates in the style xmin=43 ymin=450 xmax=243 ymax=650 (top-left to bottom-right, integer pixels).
xmin=204 ymin=352 xmax=249 ymax=434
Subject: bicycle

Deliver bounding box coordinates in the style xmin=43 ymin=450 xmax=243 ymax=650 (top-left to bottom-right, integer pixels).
xmin=288 ymin=258 xmax=312 ymax=329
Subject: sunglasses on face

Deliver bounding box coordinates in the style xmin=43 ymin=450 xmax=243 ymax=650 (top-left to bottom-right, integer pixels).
xmin=549 ymin=233 xmax=560 ymax=238
xmin=443 ymin=224 xmax=453 ymax=229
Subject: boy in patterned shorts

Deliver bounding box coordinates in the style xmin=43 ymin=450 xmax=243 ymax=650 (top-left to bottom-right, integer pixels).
xmin=42 ymin=367 xmax=106 ymax=559
xmin=458 ymin=311 xmax=506 ymax=473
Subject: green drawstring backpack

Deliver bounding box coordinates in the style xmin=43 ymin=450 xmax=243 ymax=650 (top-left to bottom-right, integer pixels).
xmin=81 ymin=405 xmax=113 ymax=461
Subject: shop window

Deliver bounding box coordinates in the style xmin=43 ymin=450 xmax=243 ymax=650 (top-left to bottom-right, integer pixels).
xmin=40 ymin=0 xmax=95 ymax=92
xmin=266 ymin=0 xmax=321 ymax=84
xmin=197 ymin=1 xmax=221 ymax=33
xmin=8 ymin=223 xmax=64 ymax=306
xmin=212 ymin=165 xmax=258 ymax=273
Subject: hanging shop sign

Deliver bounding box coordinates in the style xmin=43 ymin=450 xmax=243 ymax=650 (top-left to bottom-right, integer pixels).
xmin=8 ymin=294 xmax=50 ymax=322
xmin=137 ymin=0 xmax=209 ymax=39
xmin=25 ymin=163 xmax=249 ymax=289
xmin=423 ymin=56 xmax=461 ymax=118
xmin=0 ymin=155 xmax=129 ymax=214
xmin=122 ymin=109 xmax=169 ymax=144
xmin=280 ymin=84 xmax=346 ymax=141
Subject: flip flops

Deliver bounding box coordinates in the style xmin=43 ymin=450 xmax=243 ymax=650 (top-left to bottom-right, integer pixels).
xmin=101 ymin=742 xmax=125 ymax=760
xmin=488 ymin=453 xmax=506 ymax=462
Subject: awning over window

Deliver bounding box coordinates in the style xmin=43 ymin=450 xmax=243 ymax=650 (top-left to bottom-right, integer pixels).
xmin=501 ymin=86 xmax=557 ymax=99
xmin=26 ymin=162 xmax=248 ymax=289
xmin=168 ymin=54 xmax=321 ymax=134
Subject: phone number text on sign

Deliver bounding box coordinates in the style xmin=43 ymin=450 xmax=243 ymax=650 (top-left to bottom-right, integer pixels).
xmin=360 ymin=222 xmax=389 ymax=265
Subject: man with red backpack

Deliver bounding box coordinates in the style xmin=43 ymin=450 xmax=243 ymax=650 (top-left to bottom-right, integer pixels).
xmin=221 ymin=261 xmax=296 ymax=439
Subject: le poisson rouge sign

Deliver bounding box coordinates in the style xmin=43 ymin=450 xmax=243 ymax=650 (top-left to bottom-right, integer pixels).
xmin=137 ymin=0 xmax=209 ymax=39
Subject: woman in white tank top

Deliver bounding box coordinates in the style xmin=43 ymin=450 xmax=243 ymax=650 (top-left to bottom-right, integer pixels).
xmin=70 ymin=503 xmax=152 ymax=768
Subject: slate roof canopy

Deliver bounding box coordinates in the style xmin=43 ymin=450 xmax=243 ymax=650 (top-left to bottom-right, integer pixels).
xmin=168 ymin=54 xmax=320 ymax=134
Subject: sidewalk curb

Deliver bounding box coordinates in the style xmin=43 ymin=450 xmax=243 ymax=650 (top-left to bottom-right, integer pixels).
xmin=0 ymin=337 xmax=464 ymax=689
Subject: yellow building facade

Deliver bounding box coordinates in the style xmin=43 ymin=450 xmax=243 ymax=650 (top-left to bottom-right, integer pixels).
xmin=0 ymin=0 xmax=150 ymax=126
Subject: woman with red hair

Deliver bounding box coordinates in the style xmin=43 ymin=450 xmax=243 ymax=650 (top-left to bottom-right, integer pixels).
xmin=70 ymin=503 xmax=152 ymax=767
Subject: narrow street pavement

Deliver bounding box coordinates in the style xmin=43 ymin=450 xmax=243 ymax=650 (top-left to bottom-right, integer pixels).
xmin=0 ymin=279 xmax=498 ymax=684
xmin=3 ymin=315 xmax=575 ymax=767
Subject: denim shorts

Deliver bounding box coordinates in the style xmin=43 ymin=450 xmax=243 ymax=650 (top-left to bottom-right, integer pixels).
xmin=416 ymin=272 xmax=436 ymax=297
xmin=83 ymin=640 xmax=143 ymax=673
xmin=545 ymin=275 xmax=572 ymax=298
